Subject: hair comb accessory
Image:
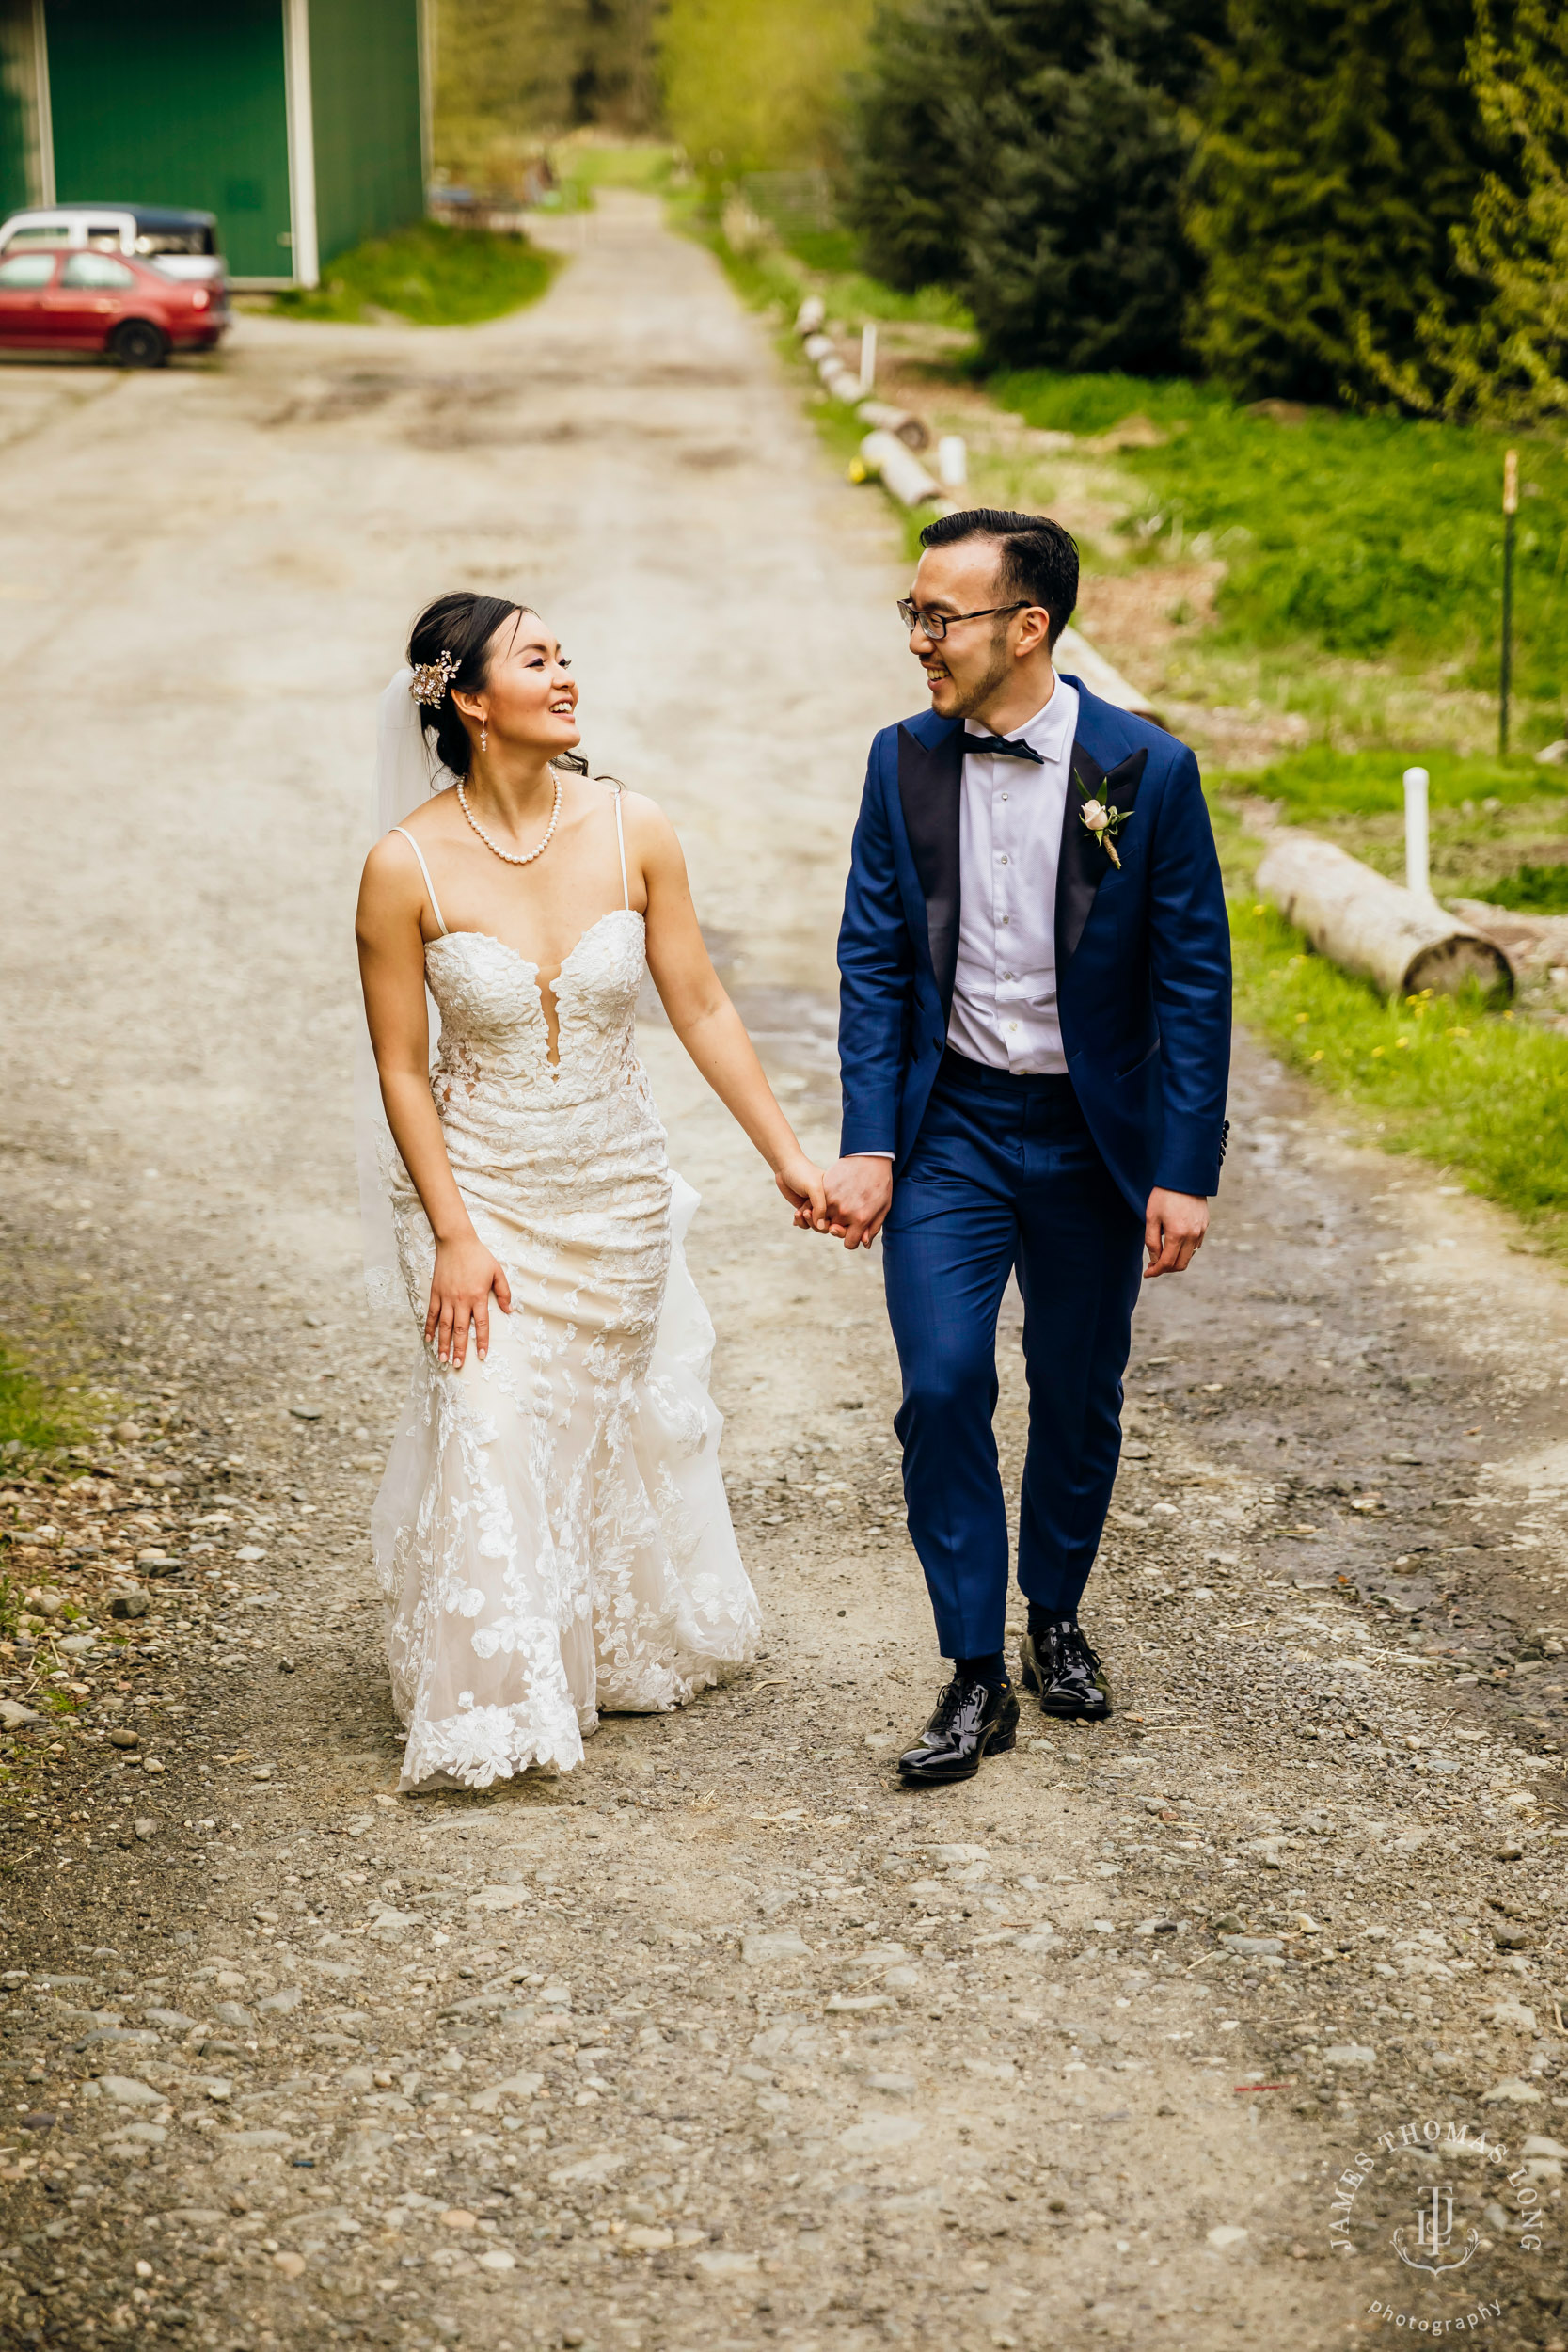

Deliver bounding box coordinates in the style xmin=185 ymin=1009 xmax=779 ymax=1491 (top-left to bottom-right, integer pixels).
xmin=408 ymin=650 xmax=459 ymax=706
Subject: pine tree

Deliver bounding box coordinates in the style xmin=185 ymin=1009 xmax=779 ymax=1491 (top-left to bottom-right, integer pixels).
xmin=846 ymin=2 xmax=971 ymax=294
xmin=1386 ymin=0 xmax=1568 ymax=421
xmin=1185 ymin=0 xmax=1492 ymax=406
xmin=847 ymin=0 xmax=1219 ymax=373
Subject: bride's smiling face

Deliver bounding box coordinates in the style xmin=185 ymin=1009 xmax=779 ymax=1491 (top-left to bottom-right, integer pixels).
xmin=463 ymin=610 xmax=580 ymax=757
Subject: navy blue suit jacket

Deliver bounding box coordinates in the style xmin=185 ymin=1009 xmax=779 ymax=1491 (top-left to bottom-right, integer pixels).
xmin=836 ymin=678 xmax=1232 ymax=1216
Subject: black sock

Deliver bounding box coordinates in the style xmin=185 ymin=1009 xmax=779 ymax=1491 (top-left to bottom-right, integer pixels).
xmin=954 ymin=1651 xmax=1009 ymax=1690
xmin=1027 ymin=1604 xmax=1077 ymax=1640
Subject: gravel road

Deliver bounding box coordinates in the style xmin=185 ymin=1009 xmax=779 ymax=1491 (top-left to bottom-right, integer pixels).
xmin=1 ymin=193 xmax=1564 ymax=2352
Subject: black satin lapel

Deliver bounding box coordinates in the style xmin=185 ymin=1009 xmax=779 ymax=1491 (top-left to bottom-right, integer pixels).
xmin=896 ymin=722 xmax=964 ymax=1009
xmin=1057 ymin=743 xmax=1148 ymax=965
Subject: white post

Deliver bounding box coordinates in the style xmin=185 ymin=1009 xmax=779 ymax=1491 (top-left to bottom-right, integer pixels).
xmin=1402 ymin=767 xmax=1431 ymax=900
xmin=31 ymin=0 xmax=55 ymax=206
xmin=283 ymin=0 xmax=321 ymax=288
xmin=937 ymin=434 xmax=968 ymax=490
xmin=859 ymin=323 xmax=877 ymax=395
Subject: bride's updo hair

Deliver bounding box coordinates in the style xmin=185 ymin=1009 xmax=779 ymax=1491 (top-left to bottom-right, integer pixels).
xmin=408 ymin=591 xmax=527 ymax=781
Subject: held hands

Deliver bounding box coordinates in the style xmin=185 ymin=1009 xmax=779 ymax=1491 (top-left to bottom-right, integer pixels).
xmin=426 ymin=1232 xmax=513 ymax=1368
xmin=773 ymin=1148 xmax=829 ymax=1232
xmin=795 ymin=1154 xmax=894 ymax=1249
xmin=1144 ymin=1186 xmax=1208 ymax=1278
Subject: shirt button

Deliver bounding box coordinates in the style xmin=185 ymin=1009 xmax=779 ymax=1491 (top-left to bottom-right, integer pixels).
xmin=1001 ymin=914 xmax=1010 ymax=926
xmin=998 ymin=854 xmax=1009 ymax=866
xmin=1007 ymin=1022 xmax=1019 ymax=1032
xmin=1001 ymin=792 xmax=1009 ymax=802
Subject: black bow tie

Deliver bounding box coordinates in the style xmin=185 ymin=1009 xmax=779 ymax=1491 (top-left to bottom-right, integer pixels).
xmin=962 ymin=733 xmax=1044 ymax=763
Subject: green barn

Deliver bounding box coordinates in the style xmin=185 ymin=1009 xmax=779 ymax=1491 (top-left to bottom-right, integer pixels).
xmin=0 ymin=0 xmax=430 ymax=287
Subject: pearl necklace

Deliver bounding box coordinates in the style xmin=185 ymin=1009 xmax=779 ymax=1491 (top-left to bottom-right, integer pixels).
xmin=455 ymin=773 xmax=562 ymax=867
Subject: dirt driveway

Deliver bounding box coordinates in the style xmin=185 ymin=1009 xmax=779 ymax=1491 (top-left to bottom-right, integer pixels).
xmin=0 ymin=193 xmax=1564 ymax=2352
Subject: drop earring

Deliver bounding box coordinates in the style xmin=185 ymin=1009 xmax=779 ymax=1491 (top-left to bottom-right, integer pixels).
xmin=480 ymin=717 xmax=488 ymax=752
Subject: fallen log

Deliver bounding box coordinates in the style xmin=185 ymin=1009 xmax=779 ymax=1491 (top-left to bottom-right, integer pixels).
xmin=819 ymin=358 xmax=863 ymax=403
xmin=1054 ymin=626 xmax=1162 ymax=725
xmin=857 ymin=398 xmax=930 ymax=451
xmin=1256 ymin=834 xmax=1513 ymax=1000
xmin=858 ymin=429 xmax=942 ymax=507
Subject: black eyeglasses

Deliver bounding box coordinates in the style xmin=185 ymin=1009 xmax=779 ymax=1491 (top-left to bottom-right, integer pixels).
xmin=897 ymin=597 xmax=1032 ymax=641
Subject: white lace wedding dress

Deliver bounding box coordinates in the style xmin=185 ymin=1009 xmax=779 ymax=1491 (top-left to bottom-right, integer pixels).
xmin=370 ymin=797 xmax=761 ymax=1791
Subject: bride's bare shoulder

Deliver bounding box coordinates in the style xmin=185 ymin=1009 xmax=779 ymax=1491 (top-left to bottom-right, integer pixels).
xmin=610 ymin=783 xmax=678 ymax=850
xmin=361 ymin=811 xmax=441 ymax=902
xmin=363 ymin=792 xmax=458 ymax=870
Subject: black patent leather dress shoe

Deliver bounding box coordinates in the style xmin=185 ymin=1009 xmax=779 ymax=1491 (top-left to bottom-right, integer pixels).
xmin=1020 ymin=1621 xmax=1112 ymax=1721
xmin=897 ymin=1675 xmax=1020 ymax=1786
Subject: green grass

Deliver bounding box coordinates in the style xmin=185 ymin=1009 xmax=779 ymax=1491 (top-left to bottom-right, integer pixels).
xmin=991 ymin=365 xmax=1568 ymax=704
xmin=1469 ymin=861 xmax=1568 ymax=912
xmin=676 ymin=190 xmax=972 ymax=333
xmin=556 ymin=141 xmax=677 ymax=207
xmin=1231 ymin=899 xmax=1568 ymax=1250
xmin=271 ymin=222 xmax=561 ymax=326
xmin=1215 ymin=744 xmax=1568 ymax=823
xmin=0 ymin=1343 xmax=75 ymax=1457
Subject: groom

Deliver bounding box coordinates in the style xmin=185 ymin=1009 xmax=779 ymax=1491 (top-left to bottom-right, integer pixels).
xmin=821 ymin=508 xmax=1230 ymax=1785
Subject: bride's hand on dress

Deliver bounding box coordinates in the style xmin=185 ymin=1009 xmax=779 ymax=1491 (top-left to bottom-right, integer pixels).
xmin=425 ymin=1234 xmax=513 ymax=1369
xmin=773 ymin=1151 xmax=829 ymax=1232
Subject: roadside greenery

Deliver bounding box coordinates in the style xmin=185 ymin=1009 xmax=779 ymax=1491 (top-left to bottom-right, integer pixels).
xmin=271 ymin=223 xmax=559 ymax=326
xmin=1230 ymin=900 xmax=1568 ymax=1254
xmin=1471 ymin=862 xmax=1568 ymax=911
xmin=1221 ymin=746 xmax=1568 ymax=824
xmin=0 ymin=1344 xmax=75 ymax=1457
xmin=848 ymin=0 xmax=1212 ymax=374
xmin=991 ymin=366 xmax=1568 ymax=702
xmin=681 ymin=189 xmax=970 ymax=331
xmin=659 ymin=0 xmax=872 ymax=185
xmin=1209 ymin=748 xmax=1568 ymax=903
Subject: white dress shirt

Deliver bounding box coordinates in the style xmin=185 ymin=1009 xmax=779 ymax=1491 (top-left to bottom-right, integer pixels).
xmin=947 ymin=676 xmax=1079 ymax=1074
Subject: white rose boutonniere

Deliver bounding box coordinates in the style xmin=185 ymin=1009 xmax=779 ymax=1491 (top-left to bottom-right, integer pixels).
xmin=1076 ymin=781 xmax=1132 ymax=868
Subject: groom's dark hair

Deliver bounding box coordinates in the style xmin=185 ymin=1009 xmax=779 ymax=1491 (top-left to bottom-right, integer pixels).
xmin=919 ymin=508 xmax=1079 ymax=648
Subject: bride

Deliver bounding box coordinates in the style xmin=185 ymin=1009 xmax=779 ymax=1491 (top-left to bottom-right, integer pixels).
xmin=356 ymin=591 xmax=825 ymax=1791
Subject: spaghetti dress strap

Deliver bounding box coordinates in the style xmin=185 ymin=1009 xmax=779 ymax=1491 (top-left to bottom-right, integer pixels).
xmin=391 ymin=826 xmax=448 ymax=936
xmin=612 ymin=786 xmax=630 ymax=912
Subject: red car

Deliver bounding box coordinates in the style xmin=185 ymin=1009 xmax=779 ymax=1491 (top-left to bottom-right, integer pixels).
xmin=0 ymin=246 xmax=229 ymax=366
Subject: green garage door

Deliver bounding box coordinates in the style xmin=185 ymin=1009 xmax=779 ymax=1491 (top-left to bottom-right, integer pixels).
xmin=45 ymin=0 xmax=293 ymax=280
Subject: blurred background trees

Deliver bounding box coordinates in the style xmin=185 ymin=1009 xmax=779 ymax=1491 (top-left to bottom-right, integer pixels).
xmin=849 ymin=0 xmax=1219 ymax=374
xmin=435 ymin=0 xmax=660 ymax=186
xmin=430 ymin=0 xmax=1568 ymax=420
xmin=1183 ymin=0 xmax=1491 ymax=407
xmin=1381 ymin=0 xmax=1568 ymax=423
xmin=658 ymin=0 xmax=874 ymax=186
